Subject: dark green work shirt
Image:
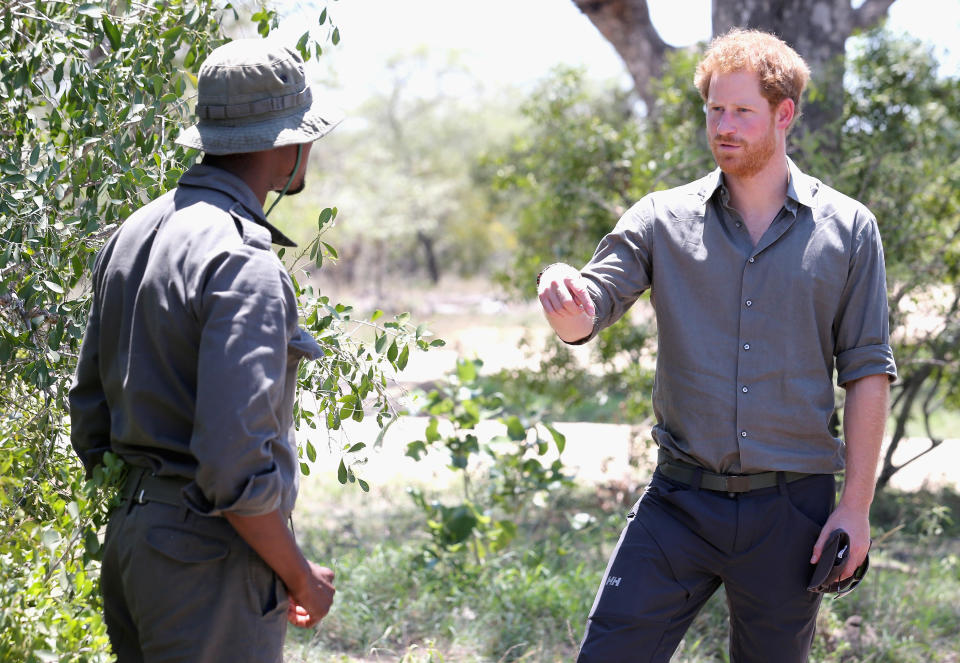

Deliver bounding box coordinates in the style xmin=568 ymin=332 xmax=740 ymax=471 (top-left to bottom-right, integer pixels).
xmin=69 ymin=164 xmax=321 ymax=517
xmin=578 ymin=158 xmax=897 ymax=474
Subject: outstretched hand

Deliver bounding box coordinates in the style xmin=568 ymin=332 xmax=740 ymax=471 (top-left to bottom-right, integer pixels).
xmin=537 ymin=263 xmax=596 ymax=343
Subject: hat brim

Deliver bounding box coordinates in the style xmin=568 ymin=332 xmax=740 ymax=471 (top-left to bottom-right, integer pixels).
xmin=175 ymin=97 xmax=343 ymax=155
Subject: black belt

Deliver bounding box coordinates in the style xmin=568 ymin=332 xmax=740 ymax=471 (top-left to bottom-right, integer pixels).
xmin=120 ymin=466 xmax=189 ymax=507
xmin=657 ymin=452 xmax=811 ymax=494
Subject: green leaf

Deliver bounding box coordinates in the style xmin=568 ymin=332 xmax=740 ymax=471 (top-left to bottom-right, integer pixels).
xmin=299 ymin=461 xmax=311 ymax=476
xmin=546 ymin=424 xmax=566 ymax=454
xmin=102 ymin=15 xmax=122 ymax=50
xmin=337 ymin=459 xmax=348 ymax=484
xmin=305 ymin=440 xmax=316 ymax=463
xmin=397 ymin=344 xmax=409 ymax=370
xmin=505 ymin=415 xmax=526 ymax=441
xmin=42 ymin=527 xmax=61 ymax=551
xmin=371 ymin=309 xmax=383 ymax=322
xmin=456 ymin=359 xmax=477 ymax=383
xmin=43 ymin=280 xmax=64 ymax=294
xmin=425 ymin=417 xmax=440 ymax=443
xmin=406 ymin=440 xmax=427 ymax=460
xmin=332 ymin=27 xmax=340 ymax=45
xmin=358 ymin=478 xmax=369 ymax=492
xmin=319 ymin=8 xmax=327 ymax=24
xmin=161 ymin=25 xmax=184 ymax=45
xmin=321 ymin=242 xmax=338 ymax=259
xmin=318 ymin=207 xmax=333 ymax=227
xmin=374 ymin=333 xmax=387 ymax=354
xmin=347 ymin=442 xmax=365 ymax=453
xmin=296 ymin=31 xmax=310 ymax=61
xmin=387 ymin=340 xmax=398 ymax=362
xmin=84 ymin=528 xmax=101 ymax=556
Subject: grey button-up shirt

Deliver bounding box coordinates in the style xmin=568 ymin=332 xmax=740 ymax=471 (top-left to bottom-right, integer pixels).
xmin=578 ymin=159 xmax=897 ymax=474
xmin=69 ymin=164 xmax=321 ymax=517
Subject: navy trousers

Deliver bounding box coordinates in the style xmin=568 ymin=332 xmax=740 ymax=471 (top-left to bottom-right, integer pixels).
xmin=577 ymin=469 xmax=835 ymax=663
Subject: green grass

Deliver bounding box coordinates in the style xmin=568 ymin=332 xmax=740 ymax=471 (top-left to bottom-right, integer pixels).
xmin=284 ymin=476 xmax=960 ymax=662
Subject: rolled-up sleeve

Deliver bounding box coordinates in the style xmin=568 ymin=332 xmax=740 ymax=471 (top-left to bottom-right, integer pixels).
xmin=833 ymin=211 xmax=897 ymax=386
xmin=183 ymin=247 xmax=296 ymax=517
xmin=576 ymin=199 xmax=654 ymax=344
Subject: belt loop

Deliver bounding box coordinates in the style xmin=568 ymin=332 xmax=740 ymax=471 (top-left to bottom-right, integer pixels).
xmin=777 ymin=471 xmax=788 ymax=496
xmin=691 ymin=467 xmax=703 ymax=492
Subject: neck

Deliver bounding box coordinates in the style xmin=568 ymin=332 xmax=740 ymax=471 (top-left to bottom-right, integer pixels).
xmin=202 ymin=153 xmax=273 ymax=206
xmin=724 ymin=154 xmax=790 ymax=217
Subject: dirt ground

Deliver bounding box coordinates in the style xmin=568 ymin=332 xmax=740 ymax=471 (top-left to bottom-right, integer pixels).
xmin=304 ymin=279 xmax=960 ymax=493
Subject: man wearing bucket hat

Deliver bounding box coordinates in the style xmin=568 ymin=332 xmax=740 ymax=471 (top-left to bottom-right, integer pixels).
xmin=70 ymin=38 xmax=342 ymax=662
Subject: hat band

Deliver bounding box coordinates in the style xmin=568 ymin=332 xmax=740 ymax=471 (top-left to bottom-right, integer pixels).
xmin=196 ymin=87 xmax=312 ymax=121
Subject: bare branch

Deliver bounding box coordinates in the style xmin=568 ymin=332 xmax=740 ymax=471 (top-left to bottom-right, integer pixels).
xmin=852 ymin=0 xmax=898 ymax=31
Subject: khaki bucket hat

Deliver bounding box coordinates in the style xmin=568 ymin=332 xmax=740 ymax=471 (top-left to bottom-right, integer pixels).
xmin=175 ymin=39 xmax=343 ymax=155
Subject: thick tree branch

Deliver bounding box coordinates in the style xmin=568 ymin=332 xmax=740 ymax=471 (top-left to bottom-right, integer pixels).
xmin=571 ymin=0 xmax=672 ymax=110
xmin=852 ymin=0 xmax=897 ymax=30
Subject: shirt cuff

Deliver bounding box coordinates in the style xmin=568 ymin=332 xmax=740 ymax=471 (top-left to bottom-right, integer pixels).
xmin=836 ymin=343 xmax=897 ymax=386
xmin=183 ymin=464 xmax=284 ymax=518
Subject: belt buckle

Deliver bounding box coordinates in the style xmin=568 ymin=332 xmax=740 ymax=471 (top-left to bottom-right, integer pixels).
xmin=723 ymin=475 xmax=752 ymax=493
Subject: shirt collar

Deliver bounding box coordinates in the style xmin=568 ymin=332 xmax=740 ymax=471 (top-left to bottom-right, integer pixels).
xmin=177 ymin=163 xmax=298 ymax=247
xmin=697 ymin=156 xmax=818 ymax=216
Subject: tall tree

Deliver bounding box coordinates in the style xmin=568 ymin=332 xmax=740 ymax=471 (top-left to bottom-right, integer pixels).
xmin=571 ymin=0 xmax=895 ymax=138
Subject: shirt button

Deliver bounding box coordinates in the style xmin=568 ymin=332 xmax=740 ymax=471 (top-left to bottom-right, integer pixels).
xmin=742 ymin=386 xmax=749 ymax=393
xmin=748 ymin=257 xmax=756 ymax=263
xmin=740 ymin=431 xmax=748 ymax=437
xmin=745 ymin=299 xmax=753 ymax=307
xmin=743 ymin=343 xmax=751 ymax=350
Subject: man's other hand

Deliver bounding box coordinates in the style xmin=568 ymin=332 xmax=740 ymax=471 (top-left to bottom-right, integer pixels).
xmin=538 ymin=263 xmax=596 ymax=343
xmin=287 ymin=562 xmax=335 ymax=628
xmin=810 ymin=504 xmax=870 ymax=582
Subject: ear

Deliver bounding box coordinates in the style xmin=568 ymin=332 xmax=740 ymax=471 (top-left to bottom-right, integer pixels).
xmin=775 ymin=98 xmax=795 ymax=130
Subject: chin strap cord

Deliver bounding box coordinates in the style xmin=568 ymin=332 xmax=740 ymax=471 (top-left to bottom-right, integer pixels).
xmin=264 ymin=143 xmax=303 ymax=218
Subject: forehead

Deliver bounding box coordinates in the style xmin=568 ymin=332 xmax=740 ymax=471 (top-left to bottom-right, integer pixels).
xmin=706 ymin=69 xmax=764 ymax=103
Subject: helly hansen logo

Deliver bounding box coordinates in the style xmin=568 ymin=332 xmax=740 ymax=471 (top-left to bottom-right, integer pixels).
xmin=606 ymin=576 xmax=622 ymax=587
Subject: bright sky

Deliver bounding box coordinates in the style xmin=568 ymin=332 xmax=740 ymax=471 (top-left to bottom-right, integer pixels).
xmin=270 ymin=0 xmax=960 ymax=108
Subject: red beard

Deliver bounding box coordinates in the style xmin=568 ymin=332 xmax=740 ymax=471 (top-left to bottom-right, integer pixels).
xmin=709 ymin=117 xmax=776 ymax=179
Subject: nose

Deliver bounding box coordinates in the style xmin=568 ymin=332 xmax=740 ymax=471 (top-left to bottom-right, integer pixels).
xmin=714 ymin=110 xmax=735 ymax=136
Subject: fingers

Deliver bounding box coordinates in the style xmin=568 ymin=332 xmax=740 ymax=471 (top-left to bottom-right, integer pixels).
xmin=567 ymin=278 xmax=596 ymax=317
xmin=538 ymin=277 xmax=593 ymax=319
xmin=287 ymin=602 xmax=314 ymax=628
xmin=287 ymin=564 xmax=337 ymax=629
xmin=809 ymin=527 xmax=829 ymax=564
xmin=838 ymin=538 xmax=869 ymax=582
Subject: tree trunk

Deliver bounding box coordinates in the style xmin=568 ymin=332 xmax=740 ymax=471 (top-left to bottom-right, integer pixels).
xmin=416 ymin=230 xmax=440 ymax=284
xmin=572 ymin=0 xmax=895 ymax=138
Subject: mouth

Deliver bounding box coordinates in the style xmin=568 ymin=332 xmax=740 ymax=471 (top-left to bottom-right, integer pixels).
xmin=714 ymin=140 xmax=741 ymax=149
